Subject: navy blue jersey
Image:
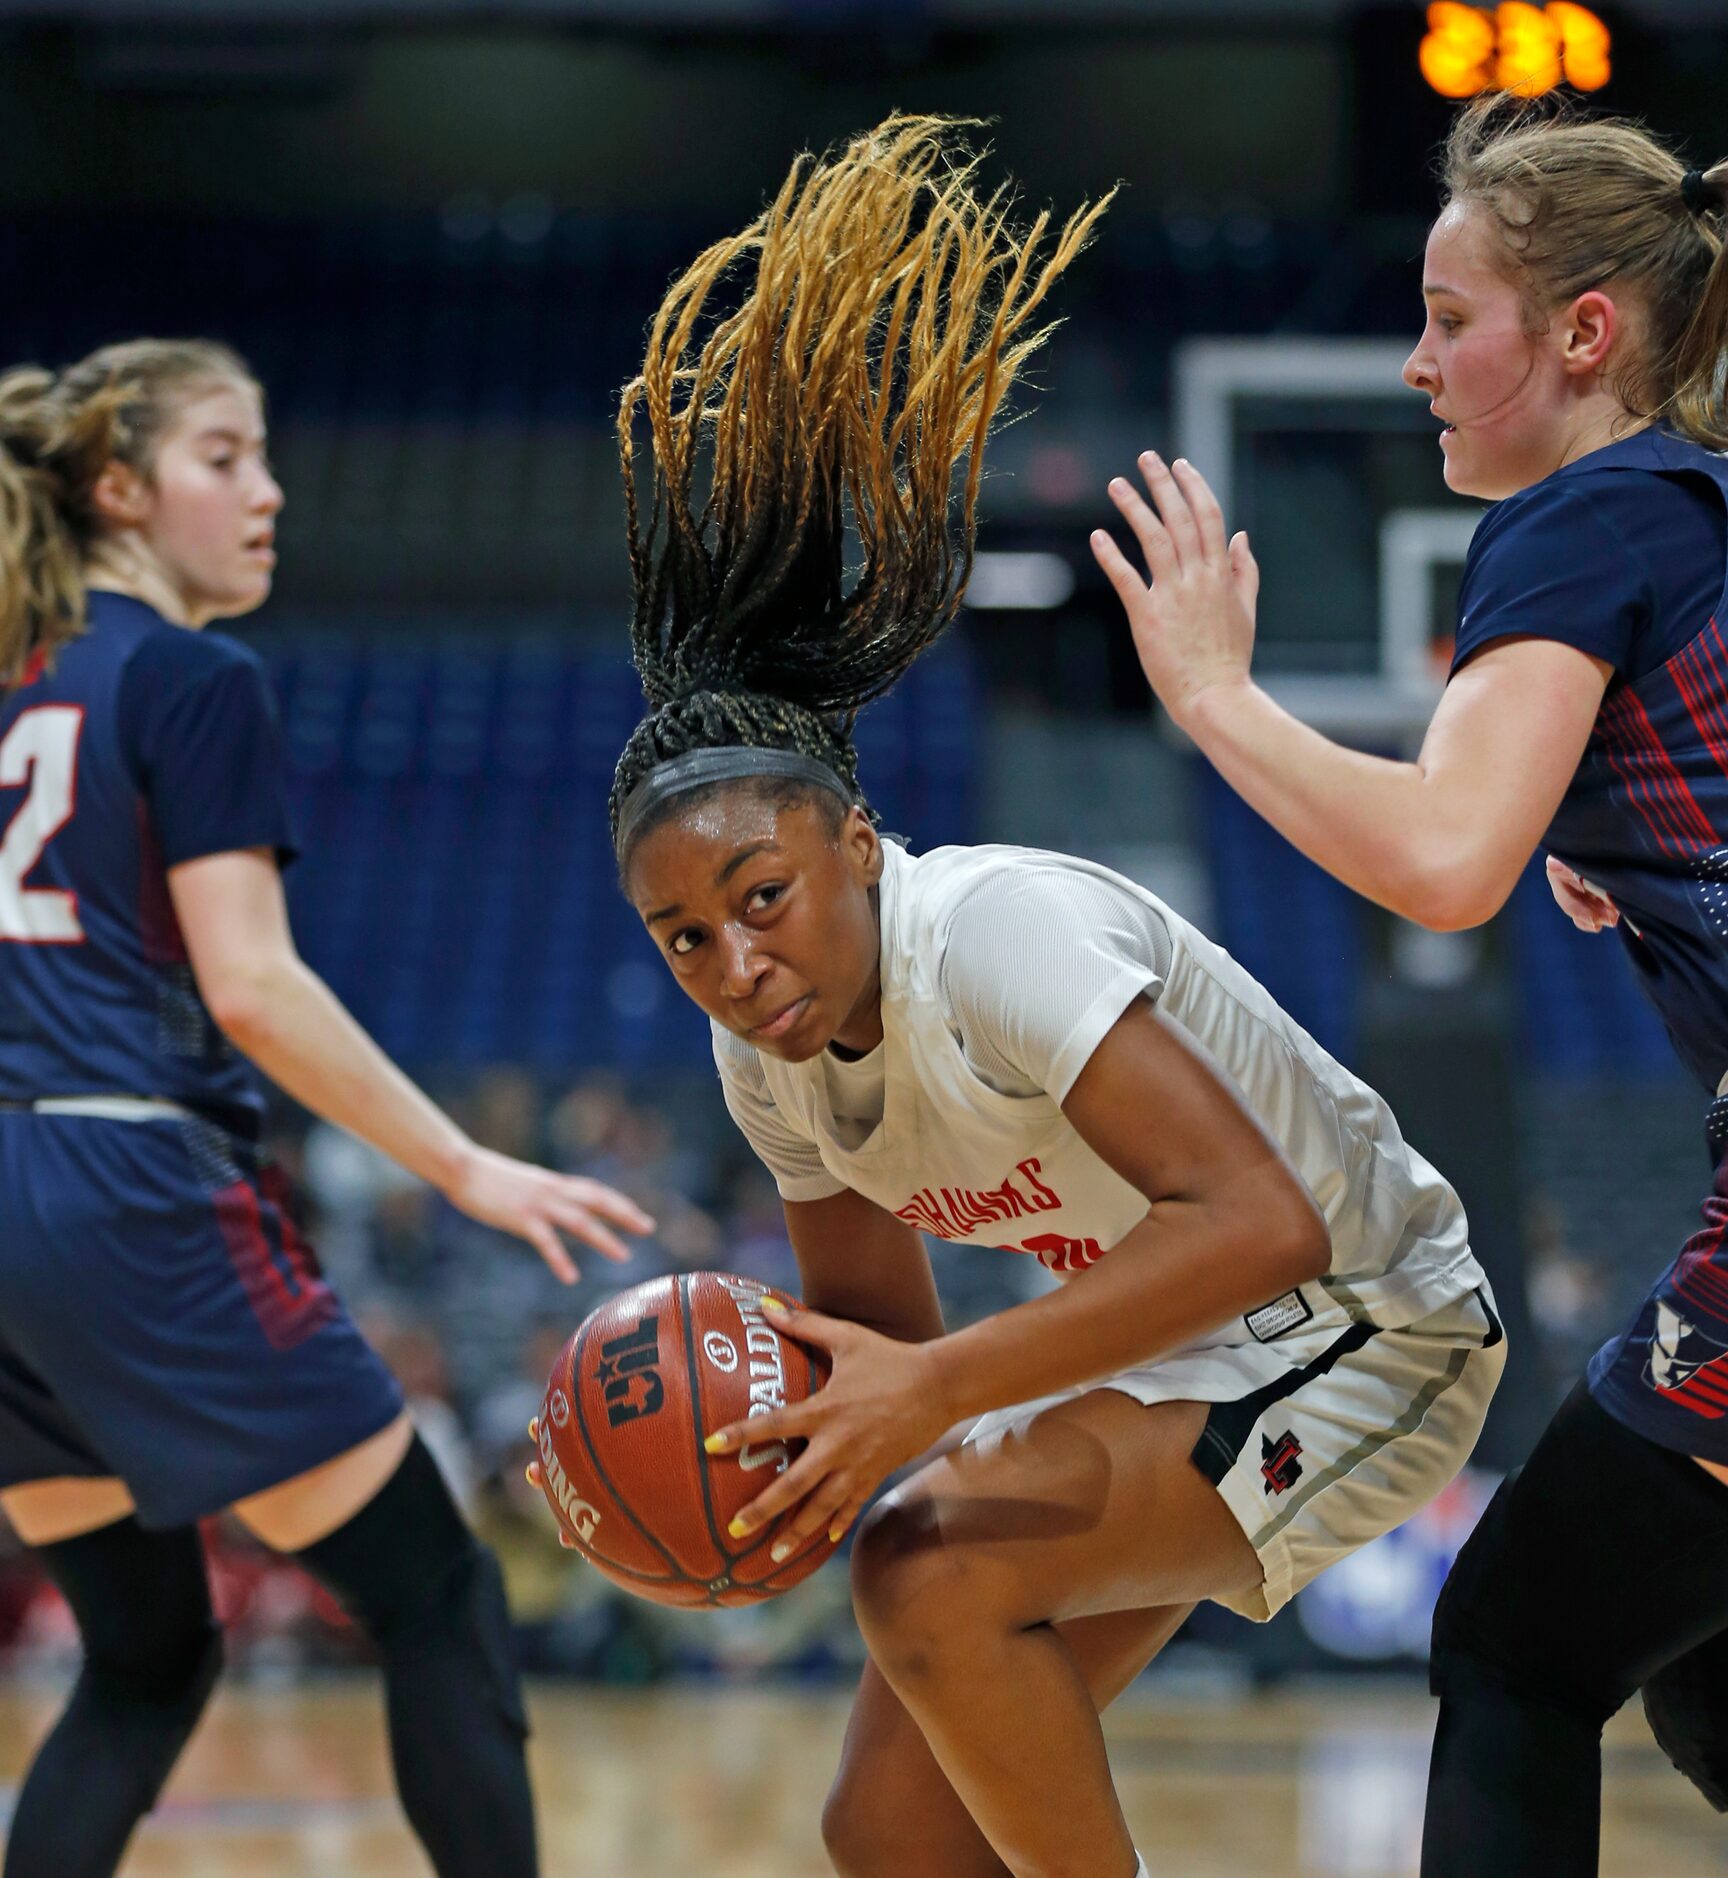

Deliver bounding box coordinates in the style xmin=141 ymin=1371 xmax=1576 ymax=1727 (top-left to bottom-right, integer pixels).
xmin=1452 ymin=427 xmax=1728 ymax=1092
xmin=0 ymin=591 xmax=295 ymax=1134
xmin=1452 ymin=428 xmax=1728 ymax=1459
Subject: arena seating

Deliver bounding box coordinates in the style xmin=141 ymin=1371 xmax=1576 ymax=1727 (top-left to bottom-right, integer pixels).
xmin=1 ymin=207 xmax=1662 ymax=1082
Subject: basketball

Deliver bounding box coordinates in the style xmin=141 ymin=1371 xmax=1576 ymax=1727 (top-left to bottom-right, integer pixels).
xmin=535 ymin=1271 xmax=838 ymax=1607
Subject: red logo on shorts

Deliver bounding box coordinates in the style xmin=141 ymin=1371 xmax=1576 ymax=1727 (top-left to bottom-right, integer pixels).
xmin=1261 ymin=1430 xmax=1303 ymax=1496
xmin=1648 ymin=1299 xmax=1728 ymax=1419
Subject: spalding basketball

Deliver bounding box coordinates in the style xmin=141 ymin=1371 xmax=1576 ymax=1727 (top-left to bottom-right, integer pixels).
xmin=535 ymin=1271 xmax=837 ymax=1607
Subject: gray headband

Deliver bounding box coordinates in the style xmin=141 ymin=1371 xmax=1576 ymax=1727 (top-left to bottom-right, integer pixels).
xmin=613 ymin=747 xmax=854 ymax=859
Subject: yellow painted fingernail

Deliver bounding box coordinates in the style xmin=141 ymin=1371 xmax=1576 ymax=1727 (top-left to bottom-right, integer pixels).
xmin=524 ymin=1464 xmax=536 ymax=1486
xmin=770 ymin=1541 xmax=792 ymax=1563
xmin=761 ymin=1297 xmax=788 ymax=1315
xmin=704 ymin=1433 xmax=729 ymax=1454
xmin=828 ymin=1525 xmax=845 ymax=1545
xmin=728 ymin=1517 xmax=748 ymax=1539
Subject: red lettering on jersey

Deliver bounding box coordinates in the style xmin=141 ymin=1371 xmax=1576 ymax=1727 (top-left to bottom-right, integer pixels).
xmin=893 ymin=1159 xmax=1076 ymax=1246
xmin=893 ymin=1193 xmax=949 ymax=1238
xmin=982 ymin=1178 xmax=1032 ymax=1221
xmin=1016 ymin=1232 xmax=1106 ymax=1274
xmin=1016 ymin=1158 xmax=1063 ymax=1210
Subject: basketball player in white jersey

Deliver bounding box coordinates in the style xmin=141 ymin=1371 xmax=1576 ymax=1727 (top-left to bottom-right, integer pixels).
xmin=601 ymin=118 xmax=1506 ymax=1878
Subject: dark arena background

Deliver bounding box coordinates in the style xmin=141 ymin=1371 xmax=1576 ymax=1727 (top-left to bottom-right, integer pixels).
xmin=2 ymin=1 xmax=1726 ymax=1872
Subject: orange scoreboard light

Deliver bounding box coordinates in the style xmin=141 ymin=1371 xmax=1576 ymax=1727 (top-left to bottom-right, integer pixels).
xmin=1420 ymin=2 xmax=1611 ymax=98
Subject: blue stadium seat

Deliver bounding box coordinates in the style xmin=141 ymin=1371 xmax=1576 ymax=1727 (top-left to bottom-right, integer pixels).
xmin=1195 ymin=763 xmax=1362 ymax=1061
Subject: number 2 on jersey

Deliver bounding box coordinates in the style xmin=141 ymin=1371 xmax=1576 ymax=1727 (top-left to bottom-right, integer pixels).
xmin=0 ymin=707 xmax=85 ymax=943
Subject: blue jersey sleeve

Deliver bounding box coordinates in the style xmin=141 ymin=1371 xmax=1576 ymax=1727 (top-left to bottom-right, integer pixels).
xmin=1451 ymin=477 xmax=1649 ymax=677
xmin=118 ymin=628 xmax=298 ymax=868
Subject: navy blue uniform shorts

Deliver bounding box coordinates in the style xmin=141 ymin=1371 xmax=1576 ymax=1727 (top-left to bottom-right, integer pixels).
xmin=0 ymin=1111 xmax=403 ymax=1529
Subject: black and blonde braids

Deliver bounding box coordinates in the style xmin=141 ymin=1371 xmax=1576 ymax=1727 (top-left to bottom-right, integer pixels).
xmin=608 ymin=114 xmax=1111 ymax=856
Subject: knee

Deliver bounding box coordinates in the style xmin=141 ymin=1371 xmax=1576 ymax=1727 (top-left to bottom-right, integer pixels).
xmin=849 ymin=1497 xmax=1006 ymax=1685
xmin=384 ymin=1541 xmax=528 ymax=1739
xmin=1428 ymin=1514 xmax=1506 ymax=1678
xmin=821 ymin=1754 xmax=956 ymax=1878
xmin=1430 ymin=1487 xmax=1621 ymax=1727
xmin=87 ymin=1616 xmax=223 ymax=1720
xmin=820 ymin=1769 xmax=901 ymax=1878
xmin=1643 ymin=1640 xmax=1728 ymax=1813
xmin=1431 ymin=1492 xmax=1550 ymax=1694
xmin=300 ymin=1436 xmax=492 ymax=1648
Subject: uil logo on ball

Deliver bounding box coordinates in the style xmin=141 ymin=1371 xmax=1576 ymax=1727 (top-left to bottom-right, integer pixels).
xmin=596 ymin=1315 xmax=665 ymax=1428
xmin=702 ymin=1330 xmax=739 ymax=1374
xmin=547 ymin=1387 xmax=571 ymax=1429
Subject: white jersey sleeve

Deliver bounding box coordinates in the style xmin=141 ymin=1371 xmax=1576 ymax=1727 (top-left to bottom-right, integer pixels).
xmin=711 ymin=1024 xmax=847 ymax=1203
xmin=936 ymin=859 xmax=1173 ymax=1103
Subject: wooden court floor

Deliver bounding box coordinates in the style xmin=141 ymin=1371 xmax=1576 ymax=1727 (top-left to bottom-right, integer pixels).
xmin=1 ymin=1679 xmax=1723 ymax=1875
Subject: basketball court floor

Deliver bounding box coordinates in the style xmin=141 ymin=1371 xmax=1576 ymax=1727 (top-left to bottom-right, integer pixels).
xmin=1 ymin=1679 xmax=1722 ymax=1874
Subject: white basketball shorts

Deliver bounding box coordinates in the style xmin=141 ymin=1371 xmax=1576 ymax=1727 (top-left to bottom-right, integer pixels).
xmin=963 ymin=1283 xmax=1505 ymax=1621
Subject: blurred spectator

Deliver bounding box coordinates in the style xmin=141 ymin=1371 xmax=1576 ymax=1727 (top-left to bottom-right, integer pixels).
xmin=551 ymin=1072 xmax=717 ymax=1263
xmin=472 ymin=1322 xmax=573 ymax=1480
xmin=297 ymin=1115 xmax=427 ymax=1303
xmin=464 ymin=1066 xmax=549 ymax=1163
xmin=720 ymin=1166 xmax=801 ymax=1294
xmin=301 ymin=1114 xmax=422 ymax=1222
xmin=363 ymin=1310 xmax=481 ymax=1520
xmin=1523 ymin=1191 xmax=1611 ymax=1379
xmin=547 ymin=1074 xmax=632 ymax=1169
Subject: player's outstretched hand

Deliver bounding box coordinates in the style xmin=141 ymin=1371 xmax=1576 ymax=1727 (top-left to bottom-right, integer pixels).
xmin=442 ymin=1144 xmax=654 ymax=1283
xmin=1546 ymin=855 xmax=1621 ymax=934
xmin=1090 ymin=452 xmax=1261 ymax=731
xmin=703 ymin=1298 xmax=951 ymax=1557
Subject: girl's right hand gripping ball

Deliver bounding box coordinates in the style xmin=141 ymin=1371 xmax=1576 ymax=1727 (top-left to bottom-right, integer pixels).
xmin=535 ymin=1271 xmax=836 ymax=1606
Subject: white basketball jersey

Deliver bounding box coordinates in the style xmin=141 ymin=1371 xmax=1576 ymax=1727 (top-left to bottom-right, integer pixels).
xmin=713 ymin=841 xmax=1484 ymax=1367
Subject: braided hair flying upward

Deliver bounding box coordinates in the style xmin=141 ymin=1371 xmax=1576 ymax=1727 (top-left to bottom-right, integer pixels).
xmin=609 ymin=115 xmax=1110 ymax=853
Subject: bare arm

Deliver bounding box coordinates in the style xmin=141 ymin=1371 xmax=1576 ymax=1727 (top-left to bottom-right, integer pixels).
xmin=782 ymin=1186 xmax=946 ymax=1345
xmin=927 ymin=999 xmax=1329 ymax=1421
xmin=1179 ymin=640 xmax=1610 ymax=929
xmin=1092 ymin=453 xmax=1611 ymax=930
xmin=711 ymin=998 xmax=1331 ymax=1549
xmin=170 ymin=847 xmax=653 ymax=1278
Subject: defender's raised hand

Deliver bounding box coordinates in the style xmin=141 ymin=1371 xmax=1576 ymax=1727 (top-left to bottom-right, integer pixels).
xmin=1090 ymin=452 xmax=1262 ymax=731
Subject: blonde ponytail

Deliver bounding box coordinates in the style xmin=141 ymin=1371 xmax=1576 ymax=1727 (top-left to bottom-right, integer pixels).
xmin=0 ymin=368 xmax=129 ymax=682
xmin=1443 ymin=99 xmax=1728 ymax=449
xmin=1670 ymin=158 xmax=1728 ymax=451
xmin=0 ymin=338 xmax=253 ymax=686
